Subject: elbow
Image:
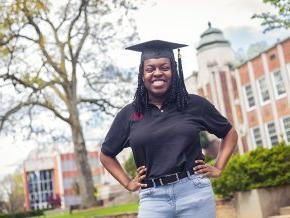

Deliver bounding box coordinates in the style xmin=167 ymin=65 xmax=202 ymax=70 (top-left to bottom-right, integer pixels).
xmin=100 ymin=151 xmax=114 ymax=166
xmin=228 ymin=127 xmax=238 ymax=146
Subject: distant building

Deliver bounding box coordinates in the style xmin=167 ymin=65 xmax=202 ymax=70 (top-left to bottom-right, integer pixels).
xmin=23 ymin=148 xmax=104 ymax=210
xmin=185 ymin=23 xmax=290 ymax=153
xmin=235 ymin=37 xmax=290 ymax=151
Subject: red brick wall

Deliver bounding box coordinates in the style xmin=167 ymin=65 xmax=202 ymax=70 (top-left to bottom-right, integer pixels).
xmin=267 ymin=47 xmax=280 ymax=72
xmin=261 ymin=104 xmax=274 ymax=123
xmin=252 ymin=57 xmax=264 ymax=79
xmin=239 ymin=65 xmax=250 ymax=85
xmin=247 ymin=110 xmax=259 ymax=128
xmin=276 ymin=97 xmax=290 ymax=118
xmin=282 ymin=39 xmax=290 ymax=63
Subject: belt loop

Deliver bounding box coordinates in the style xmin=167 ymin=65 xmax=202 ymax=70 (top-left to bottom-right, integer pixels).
xmin=186 ymin=170 xmax=191 ymax=178
xmin=151 ymin=178 xmax=156 ymax=188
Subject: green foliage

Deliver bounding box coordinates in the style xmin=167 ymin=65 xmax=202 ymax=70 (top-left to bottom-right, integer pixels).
xmin=212 ymin=143 xmax=290 ymax=199
xmin=252 ymin=0 xmax=290 ymax=32
xmin=124 ymin=153 xmax=137 ymax=178
xmin=0 ymin=210 xmax=44 ymax=218
xmin=200 ymin=131 xmax=210 ymax=149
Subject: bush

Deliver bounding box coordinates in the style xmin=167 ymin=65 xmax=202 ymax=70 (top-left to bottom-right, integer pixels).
xmin=0 ymin=210 xmax=44 ymax=218
xmin=212 ymin=142 xmax=290 ymax=199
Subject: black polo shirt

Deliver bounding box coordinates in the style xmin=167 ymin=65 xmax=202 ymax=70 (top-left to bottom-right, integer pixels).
xmin=101 ymin=94 xmax=232 ymax=179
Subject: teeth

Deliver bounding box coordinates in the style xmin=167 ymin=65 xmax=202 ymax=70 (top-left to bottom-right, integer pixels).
xmin=152 ymin=80 xmax=165 ymax=86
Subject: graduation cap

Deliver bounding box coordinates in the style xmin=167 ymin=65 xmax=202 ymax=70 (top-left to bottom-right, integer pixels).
xmin=126 ymin=40 xmax=188 ymax=85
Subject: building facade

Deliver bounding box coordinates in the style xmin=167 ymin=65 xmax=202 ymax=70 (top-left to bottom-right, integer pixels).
xmin=235 ymin=37 xmax=290 ymax=151
xmin=185 ymin=23 xmax=290 ymax=153
xmin=23 ymin=149 xmax=105 ymax=210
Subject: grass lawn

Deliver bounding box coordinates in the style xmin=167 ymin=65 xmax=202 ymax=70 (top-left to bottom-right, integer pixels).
xmin=41 ymin=202 xmax=138 ymax=218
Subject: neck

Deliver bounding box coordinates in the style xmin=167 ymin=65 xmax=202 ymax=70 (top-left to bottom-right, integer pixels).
xmin=148 ymin=94 xmax=166 ymax=108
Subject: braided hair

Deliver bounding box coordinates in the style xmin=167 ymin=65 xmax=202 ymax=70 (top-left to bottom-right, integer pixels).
xmin=133 ymin=56 xmax=189 ymax=114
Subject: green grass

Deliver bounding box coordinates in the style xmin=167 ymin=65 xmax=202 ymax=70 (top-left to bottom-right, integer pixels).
xmin=41 ymin=202 xmax=138 ymax=218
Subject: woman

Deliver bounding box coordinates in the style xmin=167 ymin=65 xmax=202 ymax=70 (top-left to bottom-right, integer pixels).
xmin=100 ymin=40 xmax=238 ymax=218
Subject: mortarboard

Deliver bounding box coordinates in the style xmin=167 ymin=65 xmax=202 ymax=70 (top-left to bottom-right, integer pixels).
xmin=125 ymin=40 xmax=188 ymax=61
xmin=126 ymin=40 xmax=188 ymax=86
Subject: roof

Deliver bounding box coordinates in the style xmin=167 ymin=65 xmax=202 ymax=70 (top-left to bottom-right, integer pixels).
xmin=196 ymin=22 xmax=230 ymax=52
xmin=236 ymin=35 xmax=290 ymax=68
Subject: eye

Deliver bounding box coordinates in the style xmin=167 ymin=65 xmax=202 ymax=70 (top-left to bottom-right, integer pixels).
xmin=145 ymin=67 xmax=154 ymax=73
xmin=160 ymin=66 xmax=170 ymax=71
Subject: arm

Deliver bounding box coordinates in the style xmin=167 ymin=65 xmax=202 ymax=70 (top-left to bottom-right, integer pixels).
xmin=214 ymin=127 xmax=238 ymax=171
xmin=100 ymin=151 xmax=147 ymax=191
xmin=194 ymin=127 xmax=238 ymax=177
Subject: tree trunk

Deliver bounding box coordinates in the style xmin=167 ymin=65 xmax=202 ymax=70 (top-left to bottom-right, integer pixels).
xmin=69 ymin=107 xmax=96 ymax=208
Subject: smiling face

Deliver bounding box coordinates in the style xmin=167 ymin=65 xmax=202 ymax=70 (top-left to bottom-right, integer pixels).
xmin=143 ymin=58 xmax=172 ymax=100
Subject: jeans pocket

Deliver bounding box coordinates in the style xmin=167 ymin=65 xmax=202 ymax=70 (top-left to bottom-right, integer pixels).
xmin=191 ymin=174 xmax=211 ymax=188
xmin=139 ymin=187 xmax=155 ymax=199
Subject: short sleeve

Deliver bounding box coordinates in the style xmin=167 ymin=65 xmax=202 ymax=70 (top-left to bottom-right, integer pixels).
xmin=101 ymin=108 xmax=130 ymax=157
xmin=201 ymin=98 xmax=232 ymax=138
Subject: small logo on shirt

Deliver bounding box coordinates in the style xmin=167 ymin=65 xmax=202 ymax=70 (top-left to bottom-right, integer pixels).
xmin=130 ymin=112 xmax=144 ymax=121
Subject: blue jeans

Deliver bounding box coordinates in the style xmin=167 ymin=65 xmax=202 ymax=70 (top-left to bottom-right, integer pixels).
xmin=138 ymin=174 xmax=216 ymax=218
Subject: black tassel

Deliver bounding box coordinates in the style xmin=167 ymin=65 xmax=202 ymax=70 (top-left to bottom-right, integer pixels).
xmin=177 ymin=49 xmax=185 ymax=88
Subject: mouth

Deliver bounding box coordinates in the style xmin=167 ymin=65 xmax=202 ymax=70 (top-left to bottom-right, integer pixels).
xmin=151 ymin=79 xmax=166 ymax=86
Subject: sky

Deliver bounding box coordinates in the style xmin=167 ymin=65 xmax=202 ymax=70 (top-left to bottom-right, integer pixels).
xmin=0 ymin=0 xmax=290 ymax=180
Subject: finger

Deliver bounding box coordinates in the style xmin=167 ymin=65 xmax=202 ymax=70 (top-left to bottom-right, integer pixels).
xmin=193 ymin=164 xmax=207 ymax=171
xmin=138 ymin=168 xmax=147 ymax=176
xmin=195 ymin=160 xmax=205 ymax=164
xmin=196 ymin=168 xmax=209 ymax=174
xmin=138 ymin=175 xmax=146 ymax=182
xmin=137 ymin=166 xmax=146 ymax=173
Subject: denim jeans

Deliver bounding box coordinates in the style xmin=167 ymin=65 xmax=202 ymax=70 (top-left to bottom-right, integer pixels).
xmin=138 ymin=173 xmax=216 ymax=218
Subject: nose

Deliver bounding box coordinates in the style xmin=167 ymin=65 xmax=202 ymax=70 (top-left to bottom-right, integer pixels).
xmin=153 ymin=67 xmax=163 ymax=76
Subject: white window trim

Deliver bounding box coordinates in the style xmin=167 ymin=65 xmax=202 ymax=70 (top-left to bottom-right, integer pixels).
xmin=280 ymin=115 xmax=290 ymax=144
xmin=256 ymin=76 xmax=271 ymax=106
xmin=251 ymin=126 xmax=263 ymax=149
xmin=271 ymin=70 xmax=287 ymax=100
xmin=265 ymin=121 xmax=279 ymax=147
xmin=243 ymin=84 xmax=256 ymax=111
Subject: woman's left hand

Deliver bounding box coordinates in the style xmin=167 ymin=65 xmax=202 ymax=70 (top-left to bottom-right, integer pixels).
xmin=193 ymin=160 xmax=222 ymax=178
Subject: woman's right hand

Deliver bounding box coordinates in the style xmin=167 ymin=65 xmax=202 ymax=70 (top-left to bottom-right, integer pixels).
xmin=126 ymin=166 xmax=147 ymax=192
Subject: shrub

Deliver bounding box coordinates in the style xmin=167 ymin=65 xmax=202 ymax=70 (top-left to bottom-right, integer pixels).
xmin=0 ymin=210 xmax=44 ymax=218
xmin=212 ymin=142 xmax=290 ymax=199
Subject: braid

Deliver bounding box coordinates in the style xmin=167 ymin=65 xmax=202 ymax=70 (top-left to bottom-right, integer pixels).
xmin=133 ymin=57 xmax=189 ymax=113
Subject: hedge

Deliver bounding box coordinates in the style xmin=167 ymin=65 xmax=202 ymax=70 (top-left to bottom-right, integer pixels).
xmin=212 ymin=142 xmax=290 ymax=199
xmin=0 ymin=210 xmax=44 ymax=218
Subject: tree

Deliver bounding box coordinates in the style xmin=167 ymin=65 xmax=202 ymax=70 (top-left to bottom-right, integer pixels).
xmin=0 ymin=169 xmax=25 ymax=213
xmin=0 ymin=0 xmax=141 ymax=208
xmin=252 ymin=0 xmax=290 ymax=32
xmin=124 ymin=153 xmax=137 ymax=178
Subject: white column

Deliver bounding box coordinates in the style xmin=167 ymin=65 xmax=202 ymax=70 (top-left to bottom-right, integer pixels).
xmin=261 ymin=53 xmax=283 ymax=146
xmin=277 ymin=44 xmax=290 ymax=105
xmin=209 ymin=71 xmax=219 ymax=106
xmin=215 ymin=70 xmax=226 ymax=116
xmin=247 ymin=62 xmax=268 ymax=148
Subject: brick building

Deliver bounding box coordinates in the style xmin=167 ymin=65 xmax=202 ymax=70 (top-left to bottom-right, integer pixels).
xmin=185 ymin=23 xmax=290 ymax=153
xmin=23 ymin=148 xmax=105 ymax=210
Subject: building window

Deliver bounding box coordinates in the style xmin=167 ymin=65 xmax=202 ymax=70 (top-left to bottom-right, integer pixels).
xmin=282 ymin=116 xmax=290 ymax=143
xmin=27 ymin=170 xmax=54 ymax=210
xmin=272 ymin=71 xmax=286 ymax=97
xmin=244 ymin=84 xmax=255 ymax=109
xmin=257 ymin=77 xmax=270 ymax=104
xmin=267 ymin=122 xmax=279 ymax=146
xmin=252 ymin=127 xmax=263 ymax=147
